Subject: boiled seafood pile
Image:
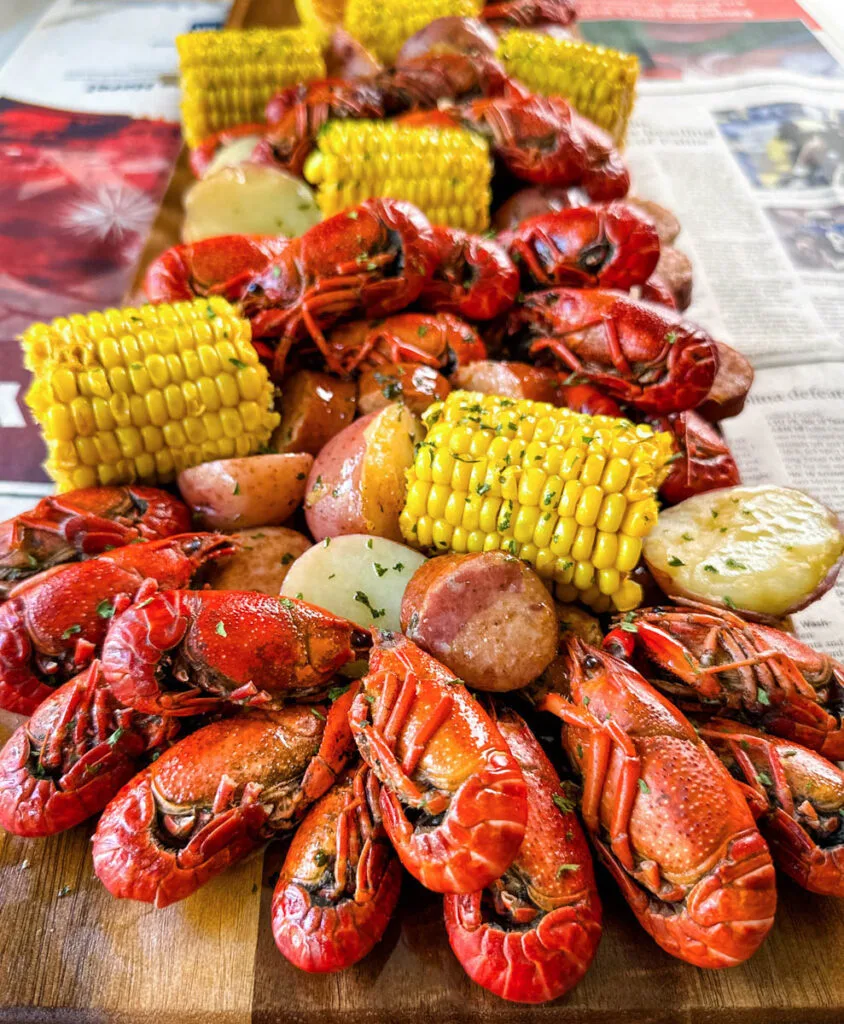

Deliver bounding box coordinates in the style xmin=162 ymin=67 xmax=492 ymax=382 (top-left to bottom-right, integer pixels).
xmin=4 ymin=1 xmax=844 ymax=1009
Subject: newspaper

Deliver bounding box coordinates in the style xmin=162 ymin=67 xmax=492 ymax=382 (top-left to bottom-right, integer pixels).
xmin=0 ymin=0 xmax=843 ymax=657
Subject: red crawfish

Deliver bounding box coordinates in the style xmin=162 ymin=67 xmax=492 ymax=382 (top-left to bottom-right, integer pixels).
xmin=237 ymin=199 xmax=440 ymax=378
xmin=0 ymin=661 xmax=177 ymax=837
xmin=538 ymin=636 xmax=777 ymax=968
xmin=417 ymin=225 xmax=519 ymax=321
xmin=324 ymin=312 xmax=487 ymax=375
xmin=402 ymin=95 xmax=630 ymax=201
xmin=272 ymin=762 xmax=402 ymax=972
xmin=92 ymin=693 xmax=357 ymax=907
xmin=349 ymin=631 xmax=528 ymax=893
xmin=144 ymin=235 xmax=290 ymax=304
xmin=101 ymin=590 xmax=370 ymax=716
xmin=481 ymin=0 xmax=578 ymax=29
xmin=0 ymin=533 xmax=232 ymax=716
xmin=700 ymin=719 xmax=844 ymax=899
xmin=499 ymin=203 xmax=660 ymax=291
xmin=0 ymin=485 xmax=190 ymax=598
xmin=508 ymin=288 xmax=719 ymax=414
xmin=606 ymin=605 xmax=844 ymax=761
xmin=445 ymin=707 xmax=601 ymax=1004
xmin=652 ymin=411 xmax=741 ymax=505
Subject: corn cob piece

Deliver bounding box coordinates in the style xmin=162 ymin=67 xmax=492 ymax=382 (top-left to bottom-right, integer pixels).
xmin=304 ymin=120 xmax=492 ymax=232
xmin=295 ymin=0 xmax=347 ymax=28
xmin=400 ymin=391 xmax=674 ymax=612
xmin=344 ymin=0 xmax=482 ymax=65
xmin=497 ymin=30 xmax=638 ymax=146
xmin=23 ymin=298 xmax=279 ymax=492
xmin=176 ymin=28 xmax=326 ymax=148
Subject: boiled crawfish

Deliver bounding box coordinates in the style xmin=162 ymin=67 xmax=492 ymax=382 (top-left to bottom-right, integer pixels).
xmin=0 ymin=533 xmax=232 ymax=716
xmin=508 ymin=288 xmax=719 ymax=414
xmin=101 ymin=589 xmax=369 ymax=716
xmin=272 ymin=762 xmax=402 ymax=972
xmin=538 ymin=636 xmax=777 ymax=968
xmin=350 ymin=631 xmax=528 ymax=893
xmin=324 ymin=313 xmax=487 ymax=375
xmin=445 ymin=707 xmax=601 ymax=1003
xmin=0 ymin=485 xmax=190 ymax=597
xmin=700 ymin=719 xmax=844 ymax=898
xmin=418 ymin=225 xmax=519 ymax=321
xmin=92 ymin=691 xmax=357 ymax=907
xmin=0 ymin=660 xmax=177 ymax=837
xmin=499 ymin=202 xmax=660 ymax=291
xmin=144 ymin=235 xmax=290 ymax=305
xmin=607 ymin=605 xmax=844 ymax=761
xmin=652 ymin=411 xmax=741 ymax=505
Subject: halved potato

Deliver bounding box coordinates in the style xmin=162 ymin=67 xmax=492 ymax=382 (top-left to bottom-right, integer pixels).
xmin=182 ymin=163 xmax=321 ymax=243
xmin=205 ymin=527 xmax=311 ymax=595
xmin=281 ymin=533 xmax=426 ymax=632
xmin=644 ymin=485 xmax=844 ymax=618
xmin=304 ymin=404 xmax=423 ymax=542
xmin=202 ymin=135 xmax=264 ymax=178
xmin=178 ymin=453 xmax=313 ymax=531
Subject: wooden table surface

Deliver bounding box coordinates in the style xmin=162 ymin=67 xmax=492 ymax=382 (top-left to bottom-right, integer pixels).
xmin=4 ymin=1 xmax=844 ymax=1021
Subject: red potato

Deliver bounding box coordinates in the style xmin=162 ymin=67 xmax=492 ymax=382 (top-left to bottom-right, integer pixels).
xmin=400 ymin=552 xmax=558 ymax=692
xmin=304 ymin=404 xmax=423 ymax=543
xmin=178 ymin=453 xmax=312 ymax=531
xmin=654 ymin=245 xmax=693 ymax=310
xmin=492 ymin=186 xmax=583 ymax=232
xmin=323 ymin=28 xmax=382 ymax=79
xmin=625 ymin=198 xmax=681 ymax=246
xmin=357 ymin=362 xmax=450 ymax=416
xmin=204 ymin=527 xmax=311 ymax=595
xmin=697 ymin=342 xmax=754 ymax=422
xmin=451 ymin=360 xmax=563 ymax=404
xmin=395 ymin=17 xmax=498 ymax=64
xmin=271 ymin=370 xmax=357 ymax=455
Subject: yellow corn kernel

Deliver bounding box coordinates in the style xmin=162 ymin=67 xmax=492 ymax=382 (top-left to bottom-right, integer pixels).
xmin=550 ymin=516 xmax=577 ymax=556
xmin=597 ymin=492 xmax=627 ymax=533
xmin=612 ymin=578 xmax=644 ymax=612
xmin=571 ymin=525 xmax=597 ymax=562
xmin=575 ymin=484 xmax=603 ymax=527
xmin=621 ymin=498 xmax=659 ymax=537
xmin=615 ymin=534 xmax=643 ymax=573
xmin=591 ymin=531 xmax=618 ymax=570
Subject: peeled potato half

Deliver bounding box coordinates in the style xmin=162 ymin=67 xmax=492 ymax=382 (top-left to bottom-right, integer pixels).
xmin=644 ymin=485 xmax=844 ymax=618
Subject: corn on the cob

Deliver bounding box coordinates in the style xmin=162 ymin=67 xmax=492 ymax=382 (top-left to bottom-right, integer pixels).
xmin=304 ymin=120 xmax=492 ymax=232
xmin=344 ymin=0 xmax=482 ymax=64
xmin=400 ymin=391 xmax=673 ymax=612
xmin=295 ymin=0 xmax=346 ymax=28
xmin=23 ymin=298 xmax=279 ymax=492
xmin=497 ymin=31 xmax=638 ymax=146
xmin=176 ymin=28 xmax=326 ymax=148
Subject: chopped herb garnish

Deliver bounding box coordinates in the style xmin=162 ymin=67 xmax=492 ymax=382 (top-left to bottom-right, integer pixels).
xmin=296 ymin=472 xmax=306 ymax=480
xmin=57 ymin=885 xmax=72 ymax=898
xmin=703 ymin=564 xmax=718 ymax=574
xmin=215 ymin=621 xmax=227 ymax=637
xmin=280 ymin=553 xmax=294 ymax=565
xmin=723 ymin=596 xmax=736 ymax=609
xmin=323 ymin=537 xmax=331 ymax=547
xmin=328 ymin=683 xmax=350 ymax=702
xmin=310 ymin=708 xmax=326 ymax=721
xmin=393 ymin=562 xmax=404 ymax=572
xmin=229 ymin=357 xmax=247 ymax=369
xmin=725 ymin=557 xmax=747 ymax=570
xmin=366 ymin=539 xmax=373 ymax=550
xmin=668 ymin=555 xmax=685 ymax=567
xmin=757 ymin=771 xmax=773 ymax=787
xmin=354 ymin=591 xmax=385 ymax=619
xmin=553 ymin=793 xmax=575 ymax=814
xmin=61 ymin=624 xmax=82 ymax=640
xmin=96 ymin=599 xmax=115 ymax=619
xmin=757 ymin=690 xmax=771 ymax=706
xmin=556 ymin=864 xmax=578 ymax=877
xmin=477 ymin=482 xmax=491 ymax=496
xmin=373 ymin=563 xmax=388 ymax=577
xmin=233 ymin=482 xmax=240 ymax=495
xmin=313 ymin=849 xmax=329 ymax=866
xmin=681 ymin=532 xmax=694 ymax=541
xmin=107 ymin=727 xmax=125 ymax=747
xmin=638 ymin=778 xmax=651 ymax=795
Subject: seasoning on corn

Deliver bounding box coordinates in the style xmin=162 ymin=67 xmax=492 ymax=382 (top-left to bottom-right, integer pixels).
xmin=344 ymin=0 xmax=482 ymax=65
xmin=23 ymin=298 xmax=279 ymax=492
xmin=176 ymin=28 xmax=326 ymax=148
xmin=304 ymin=120 xmax=492 ymax=232
xmin=497 ymin=31 xmax=638 ymax=146
xmin=400 ymin=391 xmax=674 ymax=612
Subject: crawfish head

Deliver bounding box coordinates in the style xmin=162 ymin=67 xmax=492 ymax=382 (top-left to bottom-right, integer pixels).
xmin=350 ymin=630 xmax=527 ymax=894
xmin=445 ymin=707 xmax=601 ymax=1004
xmin=700 ymin=719 xmax=844 ymax=899
xmin=511 ymin=288 xmax=718 ymax=413
xmin=540 ymin=638 xmax=776 ymax=969
xmin=101 ymin=590 xmax=369 ymax=716
xmin=92 ymin=701 xmax=354 ymax=908
xmin=652 ymin=411 xmax=741 ymax=505
xmin=272 ymin=763 xmax=402 ymax=973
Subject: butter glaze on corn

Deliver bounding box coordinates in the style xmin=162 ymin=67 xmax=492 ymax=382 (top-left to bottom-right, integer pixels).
xmin=400 ymin=391 xmax=673 ymax=612
xmin=304 ymin=121 xmax=492 ymax=232
xmin=23 ymin=298 xmax=279 ymax=492
xmin=177 ymin=28 xmax=326 ymax=147
xmin=344 ymin=0 xmax=482 ymax=64
xmin=497 ymin=31 xmax=638 ymax=145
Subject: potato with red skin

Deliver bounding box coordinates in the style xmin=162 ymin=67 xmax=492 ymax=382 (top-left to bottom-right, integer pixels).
xmin=492 ymin=186 xmax=583 ymax=232
xmin=357 ymin=362 xmax=450 ymax=416
xmin=451 ymin=360 xmax=563 ymax=404
xmin=653 ymin=245 xmax=693 ymax=310
xmin=400 ymin=551 xmax=558 ymax=692
xmin=271 ymin=370 xmax=356 ymax=455
xmin=178 ymin=453 xmax=312 ymax=531
xmin=305 ymin=404 xmax=423 ymax=543
xmin=624 ymin=198 xmax=680 ymax=245
xmin=396 ymin=17 xmax=498 ymax=63
xmin=697 ymin=342 xmax=754 ymax=422
xmin=205 ymin=527 xmax=311 ymax=595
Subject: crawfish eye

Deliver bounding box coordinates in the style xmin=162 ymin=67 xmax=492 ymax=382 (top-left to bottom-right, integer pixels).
xmin=578 ymin=241 xmax=612 ymax=272
xmin=584 ymin=654 xmax=602 ymax=673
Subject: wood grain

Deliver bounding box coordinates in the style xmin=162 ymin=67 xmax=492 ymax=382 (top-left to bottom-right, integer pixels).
xmin=6 ymin=0 xmax=844 ymax=1021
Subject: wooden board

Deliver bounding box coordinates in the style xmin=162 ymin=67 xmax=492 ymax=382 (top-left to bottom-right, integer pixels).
xmin=5 ymin=2 xmax=844 ymax=1021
